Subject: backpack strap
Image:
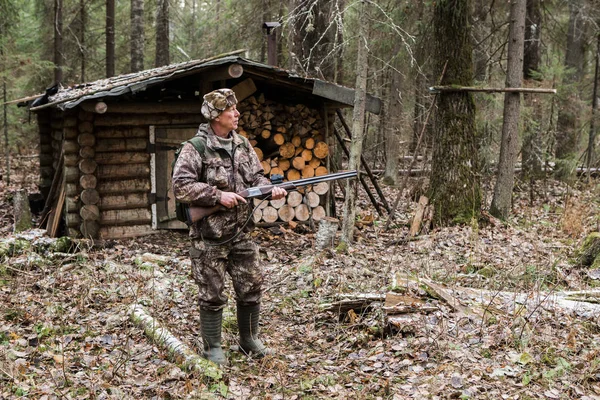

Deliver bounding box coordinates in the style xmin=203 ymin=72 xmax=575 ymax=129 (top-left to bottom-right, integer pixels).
xmin=172 ymin=136 xmax=207 ymax=225
xmin=187 ymin=136 xmax=206 ymax=156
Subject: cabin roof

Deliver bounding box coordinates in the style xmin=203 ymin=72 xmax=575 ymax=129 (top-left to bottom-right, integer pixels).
xmin=27 ymin=51 xmax=381 ymax=114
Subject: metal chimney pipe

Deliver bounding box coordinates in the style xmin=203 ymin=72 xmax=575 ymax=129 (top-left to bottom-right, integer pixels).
xmin=263 ymin=22 xmax=281 ymax=66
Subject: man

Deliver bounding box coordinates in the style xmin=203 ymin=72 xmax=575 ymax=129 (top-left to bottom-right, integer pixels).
xmin=172 ymin=88 xmax=286 ymax=365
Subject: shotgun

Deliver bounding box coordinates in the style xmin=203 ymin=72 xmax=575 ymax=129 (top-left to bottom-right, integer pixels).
xmin=183 ymin=170 xmax=358 ymax=225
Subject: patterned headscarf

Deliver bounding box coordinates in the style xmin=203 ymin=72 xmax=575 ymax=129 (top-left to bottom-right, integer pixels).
xmin=201 ymin=88 xmax=238 ymax=120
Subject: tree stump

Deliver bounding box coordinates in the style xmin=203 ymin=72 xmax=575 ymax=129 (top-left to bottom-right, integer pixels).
xmin=576 ymin=232 xmax=600 ymax=268
xmin=315 ymin=217 xmax=339 ymax=250
xmin=13 ymin=190 xmax=33 ymax=232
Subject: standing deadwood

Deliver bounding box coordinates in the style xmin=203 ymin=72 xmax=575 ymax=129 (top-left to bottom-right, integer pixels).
xmin=490 ymin=0 xmax=526 ymax=220
xmin=155 ymin=0 xmax=170 ymax=67
xmin=429 ymin=0 xmax=481 ymax=225
xmin=341 ymin=0 xmax=370 ymax=246
xmin=53 ymin=0 xmax=64 ymax=84
xmin=13 ymin=190 xmax=33 ymax=232
xmin=106 ymin=0 xmax=115 ymax=78
xmin=131 ymin=0 xmax=144 ymax=72
xmin=555 ymin=0 xmax=587 ymax=169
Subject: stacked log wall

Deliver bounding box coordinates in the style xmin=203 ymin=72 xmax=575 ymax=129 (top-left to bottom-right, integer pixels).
xmin=92 ymin=120 xmax=153 ymax=240
xmin=76 ymin=109 xmax=97 ymax=238
xmin=62 ymin=111 xmax=82 ymax=237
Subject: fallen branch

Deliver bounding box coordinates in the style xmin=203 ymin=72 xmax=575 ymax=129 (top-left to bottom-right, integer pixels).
xmin=419 ymin=278 xmax=482 ymax=321
xmin=129 ymin=304 xmax=223 ymax=382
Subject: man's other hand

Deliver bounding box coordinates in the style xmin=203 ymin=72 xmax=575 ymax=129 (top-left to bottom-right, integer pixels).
xmin=271 ymin=186 xmax=287 ymax=200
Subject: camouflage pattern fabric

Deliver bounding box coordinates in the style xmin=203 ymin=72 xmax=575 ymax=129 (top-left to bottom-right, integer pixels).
xmin=172 ymin=122 xmax=270 ymax=310
xmin=190 ymin=235 xmax=263 ymax=310
xmin=201 ymin=88 xmax=238 ymax=120
xmin=172 ymin=123 xmax=270 ymax=240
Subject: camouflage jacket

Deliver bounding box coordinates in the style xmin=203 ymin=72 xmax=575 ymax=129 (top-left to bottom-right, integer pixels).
xmin=172 ymin=123 xmax=269 ymax=240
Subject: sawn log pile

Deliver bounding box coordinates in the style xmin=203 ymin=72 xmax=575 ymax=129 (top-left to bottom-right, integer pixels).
xmin=236 ymin=94 xmax=331 ymax=224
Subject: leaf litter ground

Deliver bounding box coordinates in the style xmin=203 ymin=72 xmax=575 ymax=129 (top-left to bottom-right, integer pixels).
xmin=2 ymin=157 xmax=600 ymax=399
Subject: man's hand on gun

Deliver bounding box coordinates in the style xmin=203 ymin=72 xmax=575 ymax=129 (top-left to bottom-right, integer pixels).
xmin=270 ymin=186 xmax=287 ymax=200
xmin=219 ymin=186 xmax=287 ymax=209
xmin=219 ymin=191 xmax=247 ymax=208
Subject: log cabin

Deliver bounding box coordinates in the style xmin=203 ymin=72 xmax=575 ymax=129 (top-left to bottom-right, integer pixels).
xmin=25 ymin=52 xmax=381 ymax=240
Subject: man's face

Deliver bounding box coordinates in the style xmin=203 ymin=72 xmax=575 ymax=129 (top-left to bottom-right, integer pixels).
xmin=214 ymin=105 xmax=240 ymax=132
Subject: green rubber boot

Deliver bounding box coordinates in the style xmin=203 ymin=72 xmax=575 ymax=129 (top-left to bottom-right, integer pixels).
xmin=199 ymin=309 xmax=227 ymax=365
xmin=237 ymin=303 xmax=273 ymax=358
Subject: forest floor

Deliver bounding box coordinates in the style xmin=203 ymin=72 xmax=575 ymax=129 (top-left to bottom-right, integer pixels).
xmin=2 ymin=155 xmax=600 ymax=399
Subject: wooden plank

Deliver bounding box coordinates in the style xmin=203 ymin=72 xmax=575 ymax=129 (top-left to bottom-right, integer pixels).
xmin=232 ymin=78 xmax=257 ymax=102
xmin=47 ymin=175 xmax=66 ymax=237
xmin=409 ymin=195 xmax=429 ymax=237
xmin=312 ymin=80 xmax=382 ymax=114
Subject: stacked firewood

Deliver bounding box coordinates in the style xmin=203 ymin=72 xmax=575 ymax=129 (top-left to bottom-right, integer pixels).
xmin=237 ymin=93 xmax=330 ymax=223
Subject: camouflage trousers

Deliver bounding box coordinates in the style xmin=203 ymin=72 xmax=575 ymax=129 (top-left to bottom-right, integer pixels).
xmin=189 ymin=235 xmax=263 ymax=311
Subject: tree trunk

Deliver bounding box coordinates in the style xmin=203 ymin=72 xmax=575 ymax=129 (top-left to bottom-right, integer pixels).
xmin=341 ymin=0 xmax=369 ymax=246
xmin=490 ymin=0 xmax=526 ymax=220
xmin=472 ymin=0 xmax=489 ymax=81
xmin=2 ymin=68 xmax=8 ymax=185
xmin=333 ymin=0 xmax=345 ymax=84
xmin=79 ymin=0 xmax=86 ymax=81
xmin=555 ymin=0 xmax=587 ymax=165
xmin=588 ymin=33 xmax=600 ymax=174
xmin=155 ymin=0 xmax=170 ymax=67
xmin=291 ymin=0 xmax=335 ymax=80
xmin=1 ymin=18 xmax=9 ymax=185
xmin=521 ymin=0 xmax=543 ymax=180
xmin=429 ymin=0 xmax=480 ymax=226
xmin=106 ymin=0 xmax=115 ymax=77
xmin=411 ymin=0 xmax=432 ymax=155
xmin=131 ymin=0 xmax=145 ymax=72
xmin=53 ymin=0 xmax=63 ymax=84
xmin=383 ymin=57 xmax=401 ymax=186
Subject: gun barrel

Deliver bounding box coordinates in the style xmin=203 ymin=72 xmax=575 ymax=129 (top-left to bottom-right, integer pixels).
xmin=282 ymin=170 xmax=357 ymax=188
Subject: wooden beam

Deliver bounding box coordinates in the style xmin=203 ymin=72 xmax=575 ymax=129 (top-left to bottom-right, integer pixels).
xmin=201 ymin=63 xmax=244 ymax=82
xmin=313 ymin=80 xmax=382 ymax=114
xmin=81 ymin=101 xmax=202 ymax=114
xmin=429 ymin=86 xmax=557 ymax=94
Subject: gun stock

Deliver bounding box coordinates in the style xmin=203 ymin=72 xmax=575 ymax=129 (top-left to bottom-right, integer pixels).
xmin=186 ymin=170 xmax=357 ymax=224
